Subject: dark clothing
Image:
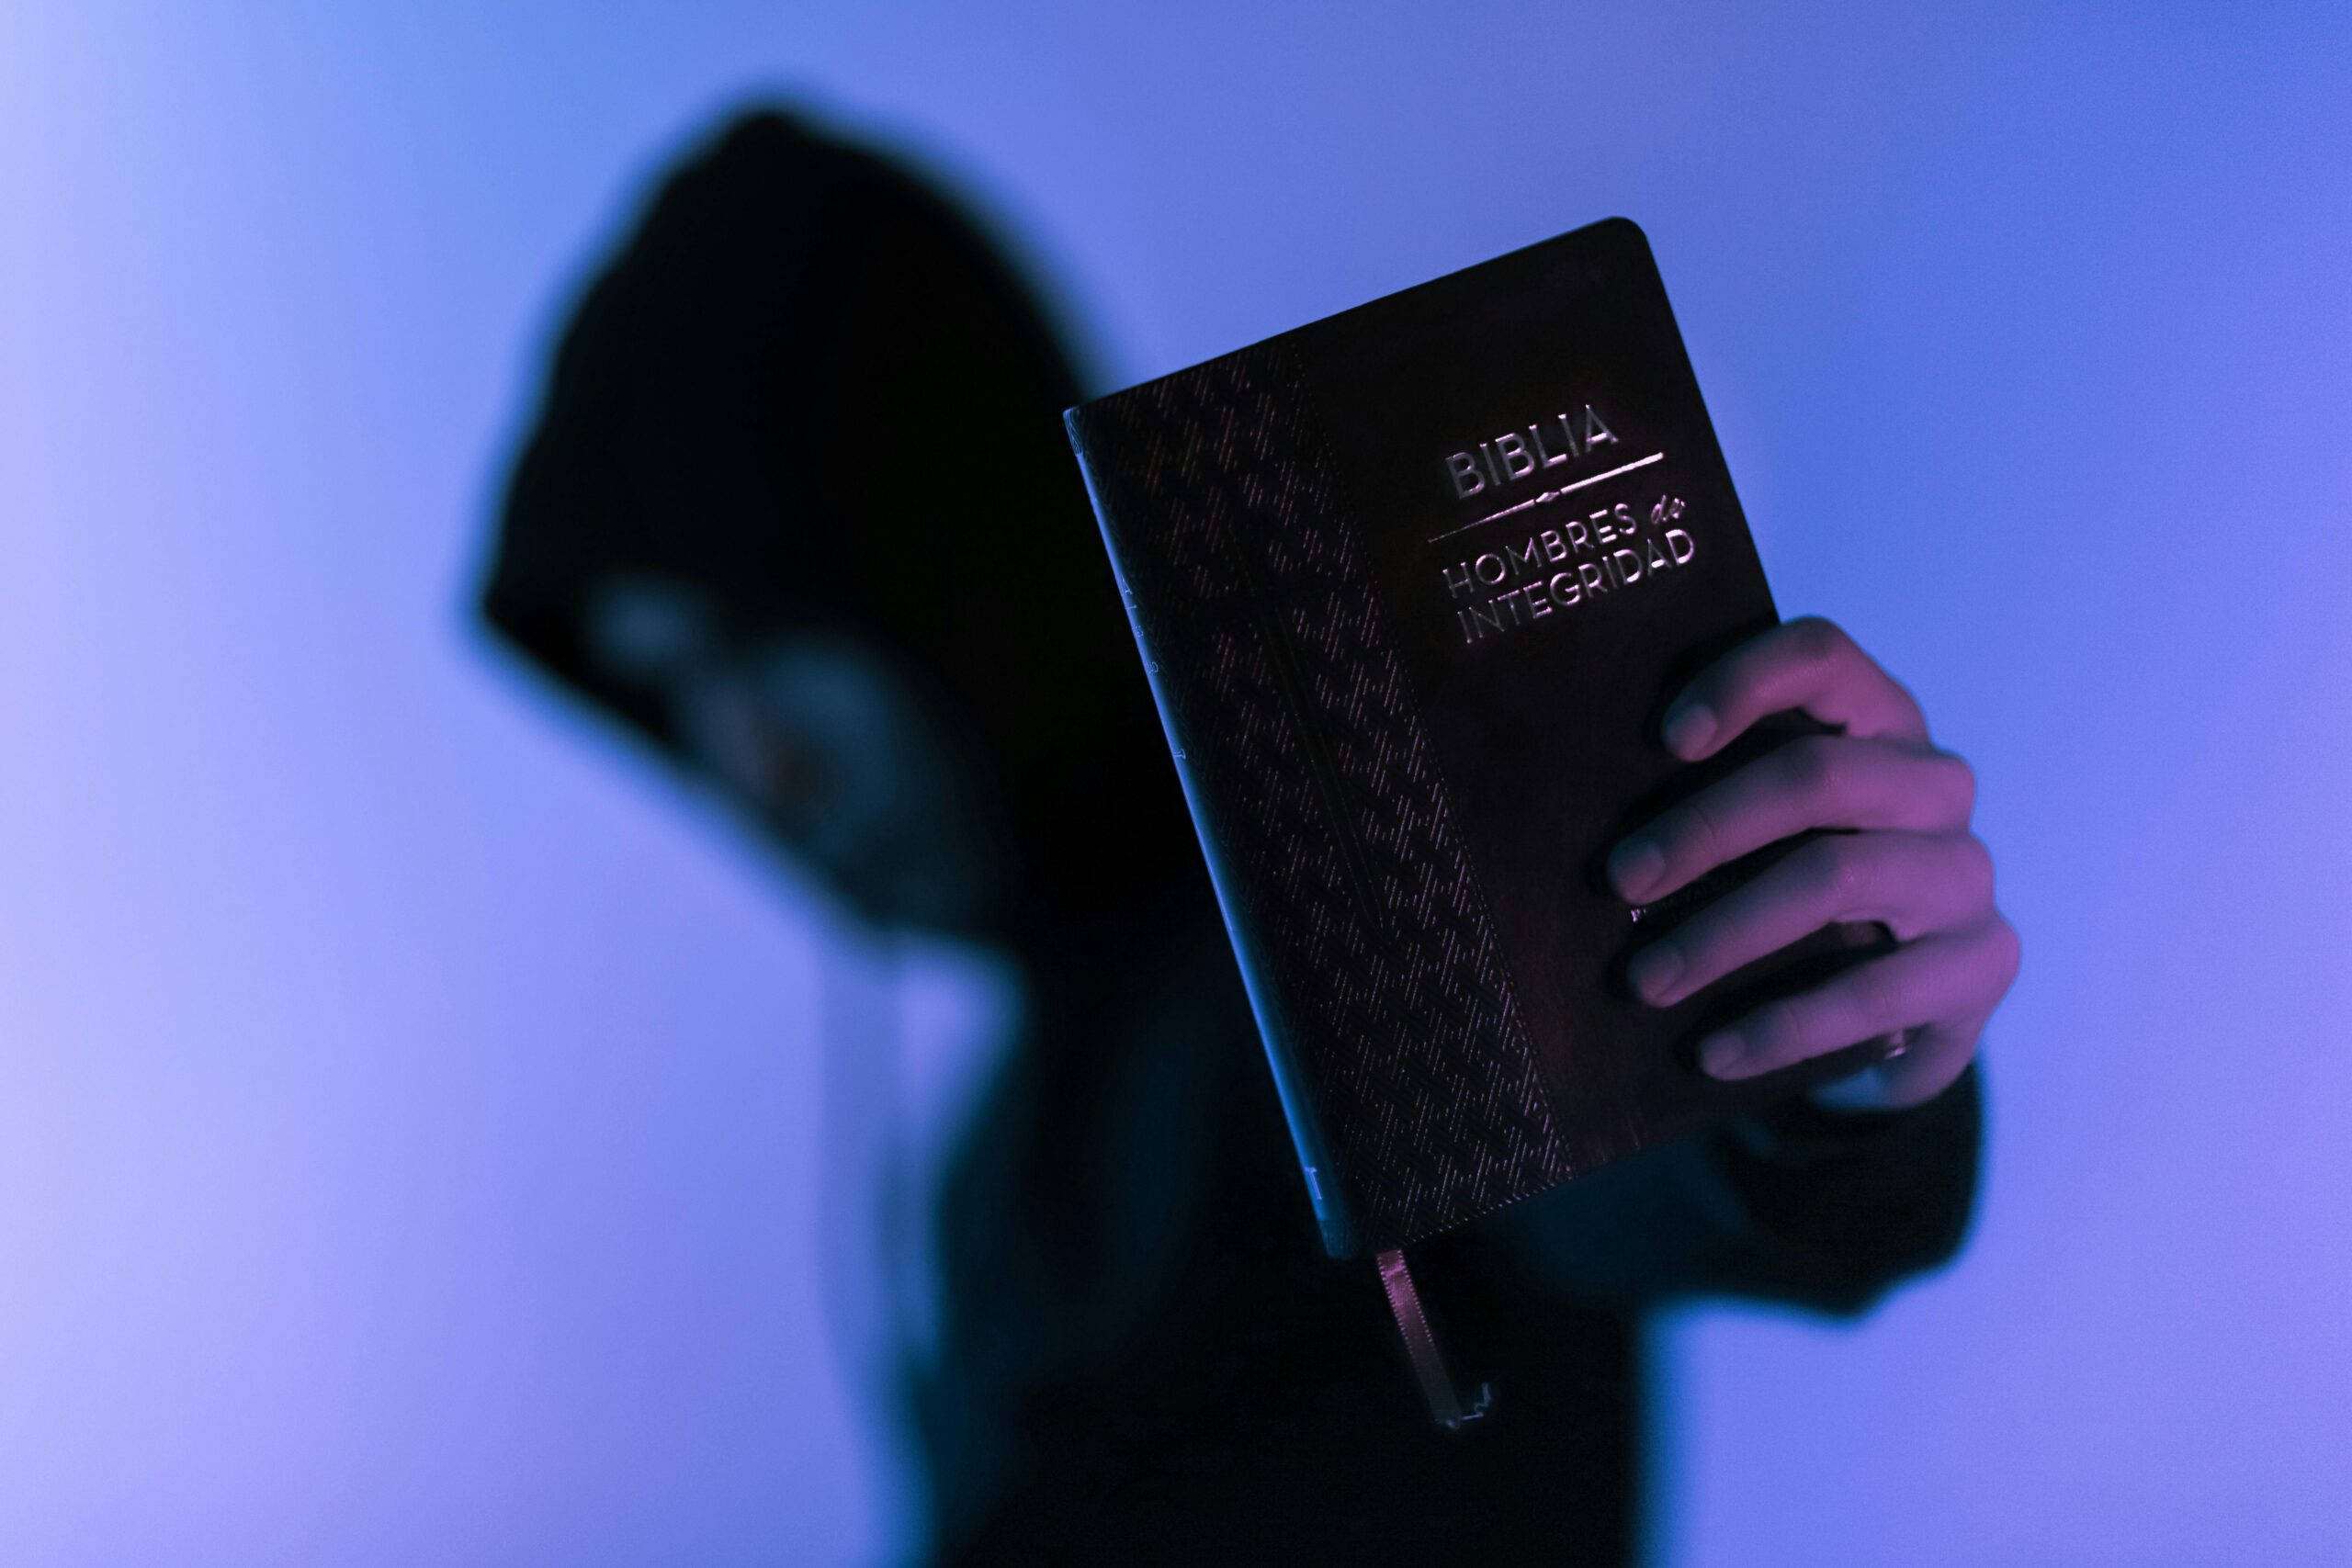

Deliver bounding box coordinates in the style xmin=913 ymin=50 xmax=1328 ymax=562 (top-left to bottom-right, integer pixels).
xmin=480 ymin=107 xmax=1984 ymax=1568
xmin=486 ymin=111 xmax=1185 ymax=949
xmin=925 ymin=908 xmax=1978 ymax=1568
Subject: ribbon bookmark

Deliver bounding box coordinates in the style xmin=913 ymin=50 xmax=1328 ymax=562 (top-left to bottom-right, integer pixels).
xmin=1376 ymin=1248 xmax=1492 ymax=1431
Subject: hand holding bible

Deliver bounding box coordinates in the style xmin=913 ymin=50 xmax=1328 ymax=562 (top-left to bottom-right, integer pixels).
xmin=1610 ymin=616 xmax=2019 ymax=1111
xmin=1073 ymin=218 xmax=2004 ymax=1261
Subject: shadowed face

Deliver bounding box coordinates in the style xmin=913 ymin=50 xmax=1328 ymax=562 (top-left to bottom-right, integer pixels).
xmin=584 ymin=575 xmax=994 ymax=935
xmin=484 ymin=115 xmax=1201 ymax=950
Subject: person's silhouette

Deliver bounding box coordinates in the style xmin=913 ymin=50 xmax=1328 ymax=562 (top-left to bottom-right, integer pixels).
xmin=481 ymin=109 xmax=1983 ymax=1566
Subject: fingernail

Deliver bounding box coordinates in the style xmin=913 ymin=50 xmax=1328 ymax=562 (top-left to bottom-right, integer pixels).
xmin=1663 ymin=702 xmax=1717 ymax=759
xmin=1626 ymin=943 xmax=1684 ymax=1006
xmin=1608 ymin=838 xmax=1666 ymax=902
xmin=1698 ymin=1030 xmax=1748 ymax=1079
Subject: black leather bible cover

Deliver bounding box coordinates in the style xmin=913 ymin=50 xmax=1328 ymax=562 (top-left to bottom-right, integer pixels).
xmin=1067 ymin=219 xmax=1876 ymax=1258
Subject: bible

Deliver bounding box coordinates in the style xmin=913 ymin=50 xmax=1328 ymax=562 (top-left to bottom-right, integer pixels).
xmin=1066 ymin=219 xmax=1883 ymax=1290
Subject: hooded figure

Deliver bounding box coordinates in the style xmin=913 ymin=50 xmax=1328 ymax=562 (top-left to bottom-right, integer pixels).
xmin=481 ymin=109 xmax=1980 ymax=1566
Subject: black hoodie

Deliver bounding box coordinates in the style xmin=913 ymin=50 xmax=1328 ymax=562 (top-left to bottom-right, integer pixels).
xmin=481 ymin=109 xmax=1981 ymax=1567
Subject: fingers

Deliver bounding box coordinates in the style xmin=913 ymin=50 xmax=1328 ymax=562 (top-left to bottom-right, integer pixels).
xmin=1608 ymin=734 xmax=1977 ymax=904
xmin=1662 ymin=616 xmax=1929 ymax=761
xmin=1621 ymin=619 xmax=2014 ymax=1111
xmin=1625 ymin=830 xmax=1996 ymax=1007
xmin=1695 ymin=916 xmax=2021 ymax=1096
xmin=1804 ymin=1015 xmax=1984 ymax=1111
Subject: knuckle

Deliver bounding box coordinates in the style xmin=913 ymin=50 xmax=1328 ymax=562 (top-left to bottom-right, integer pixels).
xmin=1955 ymin=833 xmax=1997 ymax=907
xmin=1782 ymin=734 xmax=1844 ymax=800
xmin=1884 ymin=666 xmax=1925 ymax=708
xmin=1937 ymin=750 xmax=1980 ymax=818
xmin=1799 ymin=836 xmax=1871 ymax=908
xmin=1672 ymin=795 xmax=1726 ymax=872
xmin=1987 ymin=916 xmax=2023 ymax=988
xmin=1788 ymin=615 xmax=1848 ymax=666
xmin=1813 ymin=622 xmax=1871 ymax=687
xmin=1854 ymin=960 xmax=1911 ymax=1025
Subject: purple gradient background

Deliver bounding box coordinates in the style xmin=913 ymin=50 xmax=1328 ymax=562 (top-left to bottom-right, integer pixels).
xmin=3 ymin=3 xmax=2347 ymax=1562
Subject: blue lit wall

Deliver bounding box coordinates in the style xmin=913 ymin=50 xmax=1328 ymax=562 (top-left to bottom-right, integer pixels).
xmin=1 ymin=4 xmax=2345 ymax=1562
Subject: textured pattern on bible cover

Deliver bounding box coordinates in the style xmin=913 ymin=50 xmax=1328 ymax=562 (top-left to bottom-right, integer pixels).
xmin=1080 ymin=343 xmax=1578 ymax=1259
xmin=1069 ymin=219 xmax=1871 ymax=1257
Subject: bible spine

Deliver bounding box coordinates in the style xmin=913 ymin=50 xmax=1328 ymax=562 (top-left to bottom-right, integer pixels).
xmin=1069 ymin=349 xmax=1579 ymax=1259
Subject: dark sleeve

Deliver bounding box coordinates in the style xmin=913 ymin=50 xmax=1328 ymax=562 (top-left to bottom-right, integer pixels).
xmin=1480 ymin=1065 xmax=1983 ymax=1314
